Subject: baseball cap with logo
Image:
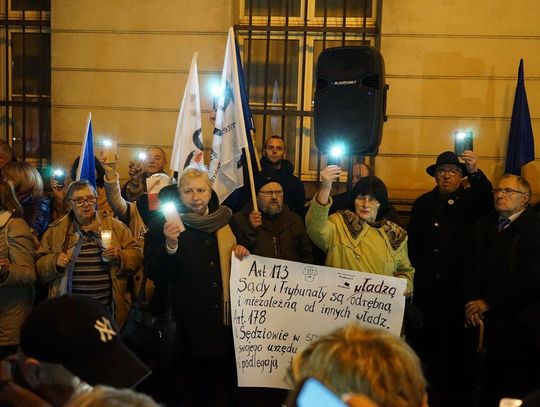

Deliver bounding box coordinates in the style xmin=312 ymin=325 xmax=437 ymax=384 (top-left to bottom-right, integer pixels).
xmin=19 ymin=295 xmax=151 ymax=388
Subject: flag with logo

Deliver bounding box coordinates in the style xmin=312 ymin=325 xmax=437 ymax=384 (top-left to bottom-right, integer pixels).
xmin=76 ymin=113 xmax=97 ymax=189
xmin=170 ymin=52 xmax=203 ymax=173
xmin=505 ymin=59 xmax=535 ymax=175
xmin=209 ymin=27 xmax=250 ymax=203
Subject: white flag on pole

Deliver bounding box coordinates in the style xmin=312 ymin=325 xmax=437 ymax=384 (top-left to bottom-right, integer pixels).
xmin=209 ymin=27 xmax=248 ymax=203
xmin=170 ymin=52 xmax=203 ymax=173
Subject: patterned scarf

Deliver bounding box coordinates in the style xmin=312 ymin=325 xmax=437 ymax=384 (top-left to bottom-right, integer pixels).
xmin=338 ymin=210 xmax=407 ymax=250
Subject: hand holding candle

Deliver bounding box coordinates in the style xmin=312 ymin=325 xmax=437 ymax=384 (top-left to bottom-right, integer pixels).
xmin=101 ymin=230 xmax=113 ymax=262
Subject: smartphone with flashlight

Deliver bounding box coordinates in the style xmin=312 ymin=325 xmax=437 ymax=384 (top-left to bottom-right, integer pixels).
xmin=98 ymin=139 xmax=117 ymax=164
xmin=287 ymin=377 xmax=346 ymax=407
xmin=454 ymin=130 xmax=473 ymax=156
xmin=53 ymin=169 xmax=66 ymax=188
xmin=161 ymin=202 xmax=185 ymax=232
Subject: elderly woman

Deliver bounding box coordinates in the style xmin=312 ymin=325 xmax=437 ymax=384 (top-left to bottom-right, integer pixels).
xmin=0 ymin=180 xmax=36 ymax=359
xmin=144 ymin=164 xmax=247 ymax=406
xmin=2 ymin=161 xmax=51 ymax=240
xmin=290 ymin=323 xmax=428 ymax=407
xmin=36 ymin=180 xmax=142 ymax=326
xmin=306 ymin=165 xmax=414 ymax=294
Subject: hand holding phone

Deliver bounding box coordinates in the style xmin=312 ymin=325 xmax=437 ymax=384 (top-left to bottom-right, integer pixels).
xmin=288 ymin=378 xmax=346 ymax=407
xmin=53 ymin=169 xmax=66 ymax=188
xmin=454 ymin=130 xmax=474 ymax=156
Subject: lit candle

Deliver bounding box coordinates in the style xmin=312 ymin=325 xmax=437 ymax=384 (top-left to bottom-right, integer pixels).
xmin=101 ymin=230 xmax=112 ymax=262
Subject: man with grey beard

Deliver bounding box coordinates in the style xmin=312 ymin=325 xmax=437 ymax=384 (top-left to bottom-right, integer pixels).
xmin=232 ymin=169 xmax=312 ymax=264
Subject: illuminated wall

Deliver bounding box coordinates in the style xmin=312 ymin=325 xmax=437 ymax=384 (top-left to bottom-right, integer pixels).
xmin=52 ymin=1 xmax=540 ymax=200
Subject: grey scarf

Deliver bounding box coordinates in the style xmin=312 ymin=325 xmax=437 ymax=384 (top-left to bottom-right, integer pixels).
xmin=181 ymin=206 xmax=232 ymax=233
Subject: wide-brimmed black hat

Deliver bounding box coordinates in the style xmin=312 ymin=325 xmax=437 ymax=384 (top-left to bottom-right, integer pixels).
xmin=426 ymin=151 xmax=467 ymax=177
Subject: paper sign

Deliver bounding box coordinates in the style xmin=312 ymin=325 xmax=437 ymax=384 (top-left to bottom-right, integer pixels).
xmin=230 ymin=255 xmax=407 ymax=389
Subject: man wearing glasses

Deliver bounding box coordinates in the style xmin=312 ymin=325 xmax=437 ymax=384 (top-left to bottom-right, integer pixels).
xmin=465 ymin=174 xmax=540 ymax=404
xmin=37 ymin=180 xmax=142 ymax=326
xmin=232 ymin=169 xmax=312 ymax=264
xmin=407 ymin=150 xmax=493 ymax=406
xmin=260 ymin=135 xmax=306 ymax=217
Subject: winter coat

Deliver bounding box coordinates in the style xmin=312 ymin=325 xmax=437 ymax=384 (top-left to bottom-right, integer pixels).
xmin=20 ymin=194 xmax=51 ymax=239
xmin=36 ymin=213 xmax=143 ymax=326
xmin=465 ymin=206 xmax=540 ymax=361
xmin=144 ymin=192 xmax=237 ymax=359
xmin=407 ymin=170 xmax=493 ymax=313
xmin=306 ymin=196 xmax=414 ymax=294
xmin=232 ymin=205 xmax=313 ymax=263
xmin=0 ymin=212 xmax=36 ymax=346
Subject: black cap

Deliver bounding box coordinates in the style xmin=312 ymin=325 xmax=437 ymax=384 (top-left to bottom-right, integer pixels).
xmin=255 ymin=169 xmax=284 ymax=194
xmin=19 ymin=295 xmax=151 ymax=388
xmin=426 ymin=151 xmax=467 ymax=177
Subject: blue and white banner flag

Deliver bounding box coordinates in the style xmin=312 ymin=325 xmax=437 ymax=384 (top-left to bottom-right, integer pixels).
xmin=76 ymin=113 xmax=97 ymax=189
xmin=170 ymin=52 xmax=203 ymax=172
xmin=209 ymin=27 xmax=249 ymax=203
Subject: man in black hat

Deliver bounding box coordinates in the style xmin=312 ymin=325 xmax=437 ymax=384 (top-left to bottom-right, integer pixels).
xmin=232 ymin=168 xmax=312 ymax=264
xmin=0 ymin=295 xmax=151 ymax=406
xmin=407 ymin=150 xmax=493 ymax=407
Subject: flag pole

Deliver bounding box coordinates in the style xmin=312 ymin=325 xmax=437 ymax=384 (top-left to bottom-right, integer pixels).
xmin=250 ymin=129 xmax=261 ymax=172
xmin=243 ymin=138 xmax=258 ymax=213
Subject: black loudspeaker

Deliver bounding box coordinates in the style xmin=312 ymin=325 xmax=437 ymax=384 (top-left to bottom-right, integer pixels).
xmin=314 ymin=46 xmax=387 ymax=156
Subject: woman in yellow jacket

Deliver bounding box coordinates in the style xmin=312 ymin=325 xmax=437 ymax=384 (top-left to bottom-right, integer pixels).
xmin=306 ymin=165 xmax=414 ymax=295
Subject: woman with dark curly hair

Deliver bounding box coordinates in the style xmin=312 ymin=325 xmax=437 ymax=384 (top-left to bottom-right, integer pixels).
xmin=306 ymin=165 xmax=414 ymax=295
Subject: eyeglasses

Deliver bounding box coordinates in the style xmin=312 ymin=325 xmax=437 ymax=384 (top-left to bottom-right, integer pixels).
xmin=435 ymin=168 xmax=460 ymax=177
xmin=259 ymin=190 xmax=284 ymax=197
xmin=492 ymin=188 xmax=527 ymax=196
xmin=70 ymin=196 xmax=97 ymax=207
xmin=355 ymin=196 xmax=380 ymax=206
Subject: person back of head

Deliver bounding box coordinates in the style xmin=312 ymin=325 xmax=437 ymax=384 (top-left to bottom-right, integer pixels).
xmin=1 ymin=161 xmax=44 ymax=200
xmin=291 ymin=323 xmax=427 ymax=407
xmin=65 ymin=386 xmax=160 ymax=407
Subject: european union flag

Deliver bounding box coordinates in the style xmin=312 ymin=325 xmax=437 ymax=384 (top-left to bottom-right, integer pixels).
xmin=505 ymin=59 xmax=535 ymax=175
xmin=76 ymin=113 xmax=97 ymax=189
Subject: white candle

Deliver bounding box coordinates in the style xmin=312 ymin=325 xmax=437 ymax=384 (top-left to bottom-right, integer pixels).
xmin=101 ymin=230 xmax=112 ymax=262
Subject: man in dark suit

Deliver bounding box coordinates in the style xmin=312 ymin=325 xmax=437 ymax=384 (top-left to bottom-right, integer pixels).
xmin=465 ymin=174 xmax=540 ymax=404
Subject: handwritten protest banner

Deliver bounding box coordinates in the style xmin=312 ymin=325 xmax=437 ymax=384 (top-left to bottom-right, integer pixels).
xmin=230 ymin=254 xmax=407 ymax=389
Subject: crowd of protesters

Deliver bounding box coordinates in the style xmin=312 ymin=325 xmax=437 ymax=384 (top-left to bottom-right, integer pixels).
xmin=0 ymin=136 xmax=539 ymax=407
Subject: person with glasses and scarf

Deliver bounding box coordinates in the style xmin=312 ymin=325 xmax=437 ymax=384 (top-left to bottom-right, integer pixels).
xmin=36 ymin=180 xmax=142 ymax=326
xmin=306 ymin=165 xmax=414 ymax=295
